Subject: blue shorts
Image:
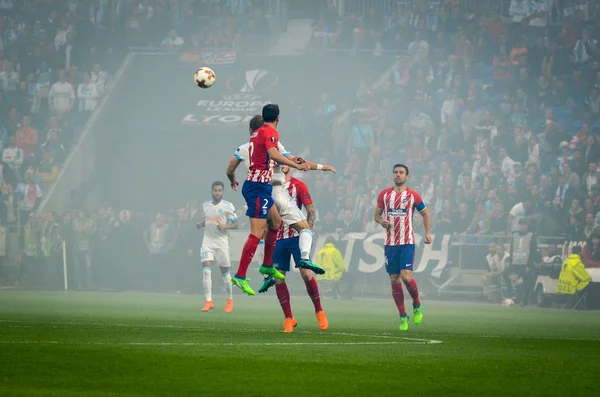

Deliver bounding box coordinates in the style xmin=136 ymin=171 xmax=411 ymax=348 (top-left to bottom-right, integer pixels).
xmin=384 ymin=244 xmax=415 ymax=275
xmin=273 ymin=236 xmax=301 ymax=272
xmin=242 ymin=180 xmax=274 ymax=219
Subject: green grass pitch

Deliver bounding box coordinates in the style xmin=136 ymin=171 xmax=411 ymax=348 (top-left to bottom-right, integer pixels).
xmin=0 ymin=290 xmax=599 ymax=397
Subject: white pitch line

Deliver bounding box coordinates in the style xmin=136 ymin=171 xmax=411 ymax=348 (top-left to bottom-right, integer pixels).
xmin=0 ymin=340 xmax=431 ymax=346
xmin=0 ymin=319 xmax=442 ymax=343
xmin=0 ymin=319 xmax=444 ymax=344
xmin=2 ymin=318 xmax=599 ymax=342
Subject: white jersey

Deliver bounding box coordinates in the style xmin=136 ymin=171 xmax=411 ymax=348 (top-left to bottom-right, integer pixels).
xmin=234 ymin=141 xmax=290 ymax=184
xmin=201 ymin=200 xmax=237 ymax=249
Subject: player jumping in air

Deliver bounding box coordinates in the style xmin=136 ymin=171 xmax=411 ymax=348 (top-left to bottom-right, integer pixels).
xmin=258 ymin=164 xmax=329 ymax=333
xmin=226 ymin=104 xmax=311 ymax=296
xmin=196 ymin=181 xmax=238 ymax=312
xmin=226 ymin=114 xmax=335 ymax=296
xmin=374 ymin=164 xmax=432 ymax=331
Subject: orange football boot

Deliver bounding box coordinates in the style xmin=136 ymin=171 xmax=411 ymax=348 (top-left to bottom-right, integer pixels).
xmin=316 ymin=311 xmax=329 ymax=331
xmin=224 ymin=299 xmax=234 ymax=313
xmin=201 ymin=301 xmax=215 ymax=312
xmin=283 ymin=318 xmax=298 ymax=333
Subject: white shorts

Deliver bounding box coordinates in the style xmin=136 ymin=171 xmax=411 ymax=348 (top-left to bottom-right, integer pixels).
xmin=272 ymin=186 xmax=306 ymax=227
xmin=200 ymin=246 xmax=231 ymax=267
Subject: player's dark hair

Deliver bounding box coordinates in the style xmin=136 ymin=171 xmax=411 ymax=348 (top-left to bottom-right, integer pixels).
xmin=211 ymin=181 xmax=224 ymax=190
xmin=262 ymin=104 xmax=280 ymax=122
xmin=393 ymin=164 xmax=409 ymax=176
xmin=572 ymin=246 xmax=582 ymax=255
xmin=249 ymin=115 xmax=264 ymax=131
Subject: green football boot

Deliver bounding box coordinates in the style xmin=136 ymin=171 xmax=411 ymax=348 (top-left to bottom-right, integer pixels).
xmin=231 ymin=275 xmax=255 ymax=296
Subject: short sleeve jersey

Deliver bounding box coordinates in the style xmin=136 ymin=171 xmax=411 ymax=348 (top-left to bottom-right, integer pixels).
xmin=244 ymin=124 xmax=280 ymax=183
xmin=201 ymin=200 xmax=237 ymax=249
xmin=376 ymin=187 xmax=426 ymax=246
xmin=277 ymin=177 xmax=313 ymax=240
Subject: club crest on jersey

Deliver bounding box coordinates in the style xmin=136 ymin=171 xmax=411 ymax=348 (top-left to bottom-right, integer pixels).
xmin=402 ymin=198 xmax=408 ymax=204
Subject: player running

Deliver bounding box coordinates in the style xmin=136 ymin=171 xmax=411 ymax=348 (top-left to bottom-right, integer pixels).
xmin=258 ymin=164 xmax=329 ymax=333
xmin=226 ymin=104 xmax=310 ymax=296
xmin=226 ymin=114 xmax=335 ymax=296
xmin=196 ymin=181 xmax=238 ymax=312
xmin=374 ymin=164 xmax=432 ymax=331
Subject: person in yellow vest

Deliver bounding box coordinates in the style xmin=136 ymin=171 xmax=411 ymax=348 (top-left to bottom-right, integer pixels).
xmin=36 ymin=151 xmax=59 ymax=185
xmin=316 ymin=237 xmax=347 ymax=299
xmin=557 ymin=246 xmax=592 ymax=307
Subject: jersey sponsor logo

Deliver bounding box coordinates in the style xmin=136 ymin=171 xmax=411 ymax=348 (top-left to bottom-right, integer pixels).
xmin=388 ymin=208 xmax=407 ymax=217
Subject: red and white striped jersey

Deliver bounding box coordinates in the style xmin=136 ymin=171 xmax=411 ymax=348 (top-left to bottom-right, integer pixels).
xmin=277 ymin=177 xmax=313 ymax=240
xmin=245 ymin=124 xmax=280 ymax=183
xmin=376 ymin=187 xmax=426 ymax=246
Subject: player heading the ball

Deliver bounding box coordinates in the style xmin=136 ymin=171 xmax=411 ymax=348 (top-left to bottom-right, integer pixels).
xmin=226 ymin=104 xmax=310 ymax=296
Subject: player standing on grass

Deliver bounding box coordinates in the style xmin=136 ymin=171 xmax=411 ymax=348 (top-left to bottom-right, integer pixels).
xmin=258 ymin=165 xmax=329 ymax=333
xmin=374 ymin=164 xmax=432 ymax=331
xmin=227 ymin=104 xmax=311 ymax=296
xmin=196 ymin=181 xmax=238 ymax=312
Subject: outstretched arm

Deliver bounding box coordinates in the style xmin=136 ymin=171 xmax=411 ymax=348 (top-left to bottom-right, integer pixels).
xmin=267 ymin=147 xmax=309 ymax=170
xmin=287 ymin=154 xmax=336 ymax=173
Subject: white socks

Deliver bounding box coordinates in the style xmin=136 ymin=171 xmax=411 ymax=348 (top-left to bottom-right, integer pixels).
xmin=222 ymin=272 xmax=233 ymax=299
xmin=299 ymin=229 xmax=313 ymax=260
xmin=204 ymin=267 xmax=234 ymax=301
xmin=203 ymin=267 xmax=212 ymax=302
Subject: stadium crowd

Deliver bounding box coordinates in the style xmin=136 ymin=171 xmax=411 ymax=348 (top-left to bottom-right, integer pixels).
xmin=1 ymin=1 xmax=600 ymax=303
xmin=303 ymin=0 xmax=600 ymax=265
xmin=0 ymin=0 xmax=276 ymax=287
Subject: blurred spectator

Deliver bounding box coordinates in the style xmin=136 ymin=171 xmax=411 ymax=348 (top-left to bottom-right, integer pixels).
xmin=582 ymin=232 xmax=600 ymax=268
xmin=77 ymin=72 xmax=99 ymax=113
xmin=316 ymin=236 xmax=347 ymax=299
xmin=15 ymin=116 xmax=38 ymax=166
xmin=15 ymin=169 xmax=42 ymax=223
xmin=2 ymin=136 xmax=24 ymax=176
xmin=161 ymin=29 xmax=184 ymax=49
xmin=49 ymin=70 xmax=75 ymax=116
xmin=36 ymin=151 xmax=58 ymax=185
xmin=483 ymin=242 xmax=510 ymax=302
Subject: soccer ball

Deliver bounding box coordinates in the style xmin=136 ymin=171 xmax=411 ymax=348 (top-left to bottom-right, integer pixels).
xmin=194 ymin=67 xmax=216 ymax=88
xmin=502 ymin=298 xmax=515 ymax=307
